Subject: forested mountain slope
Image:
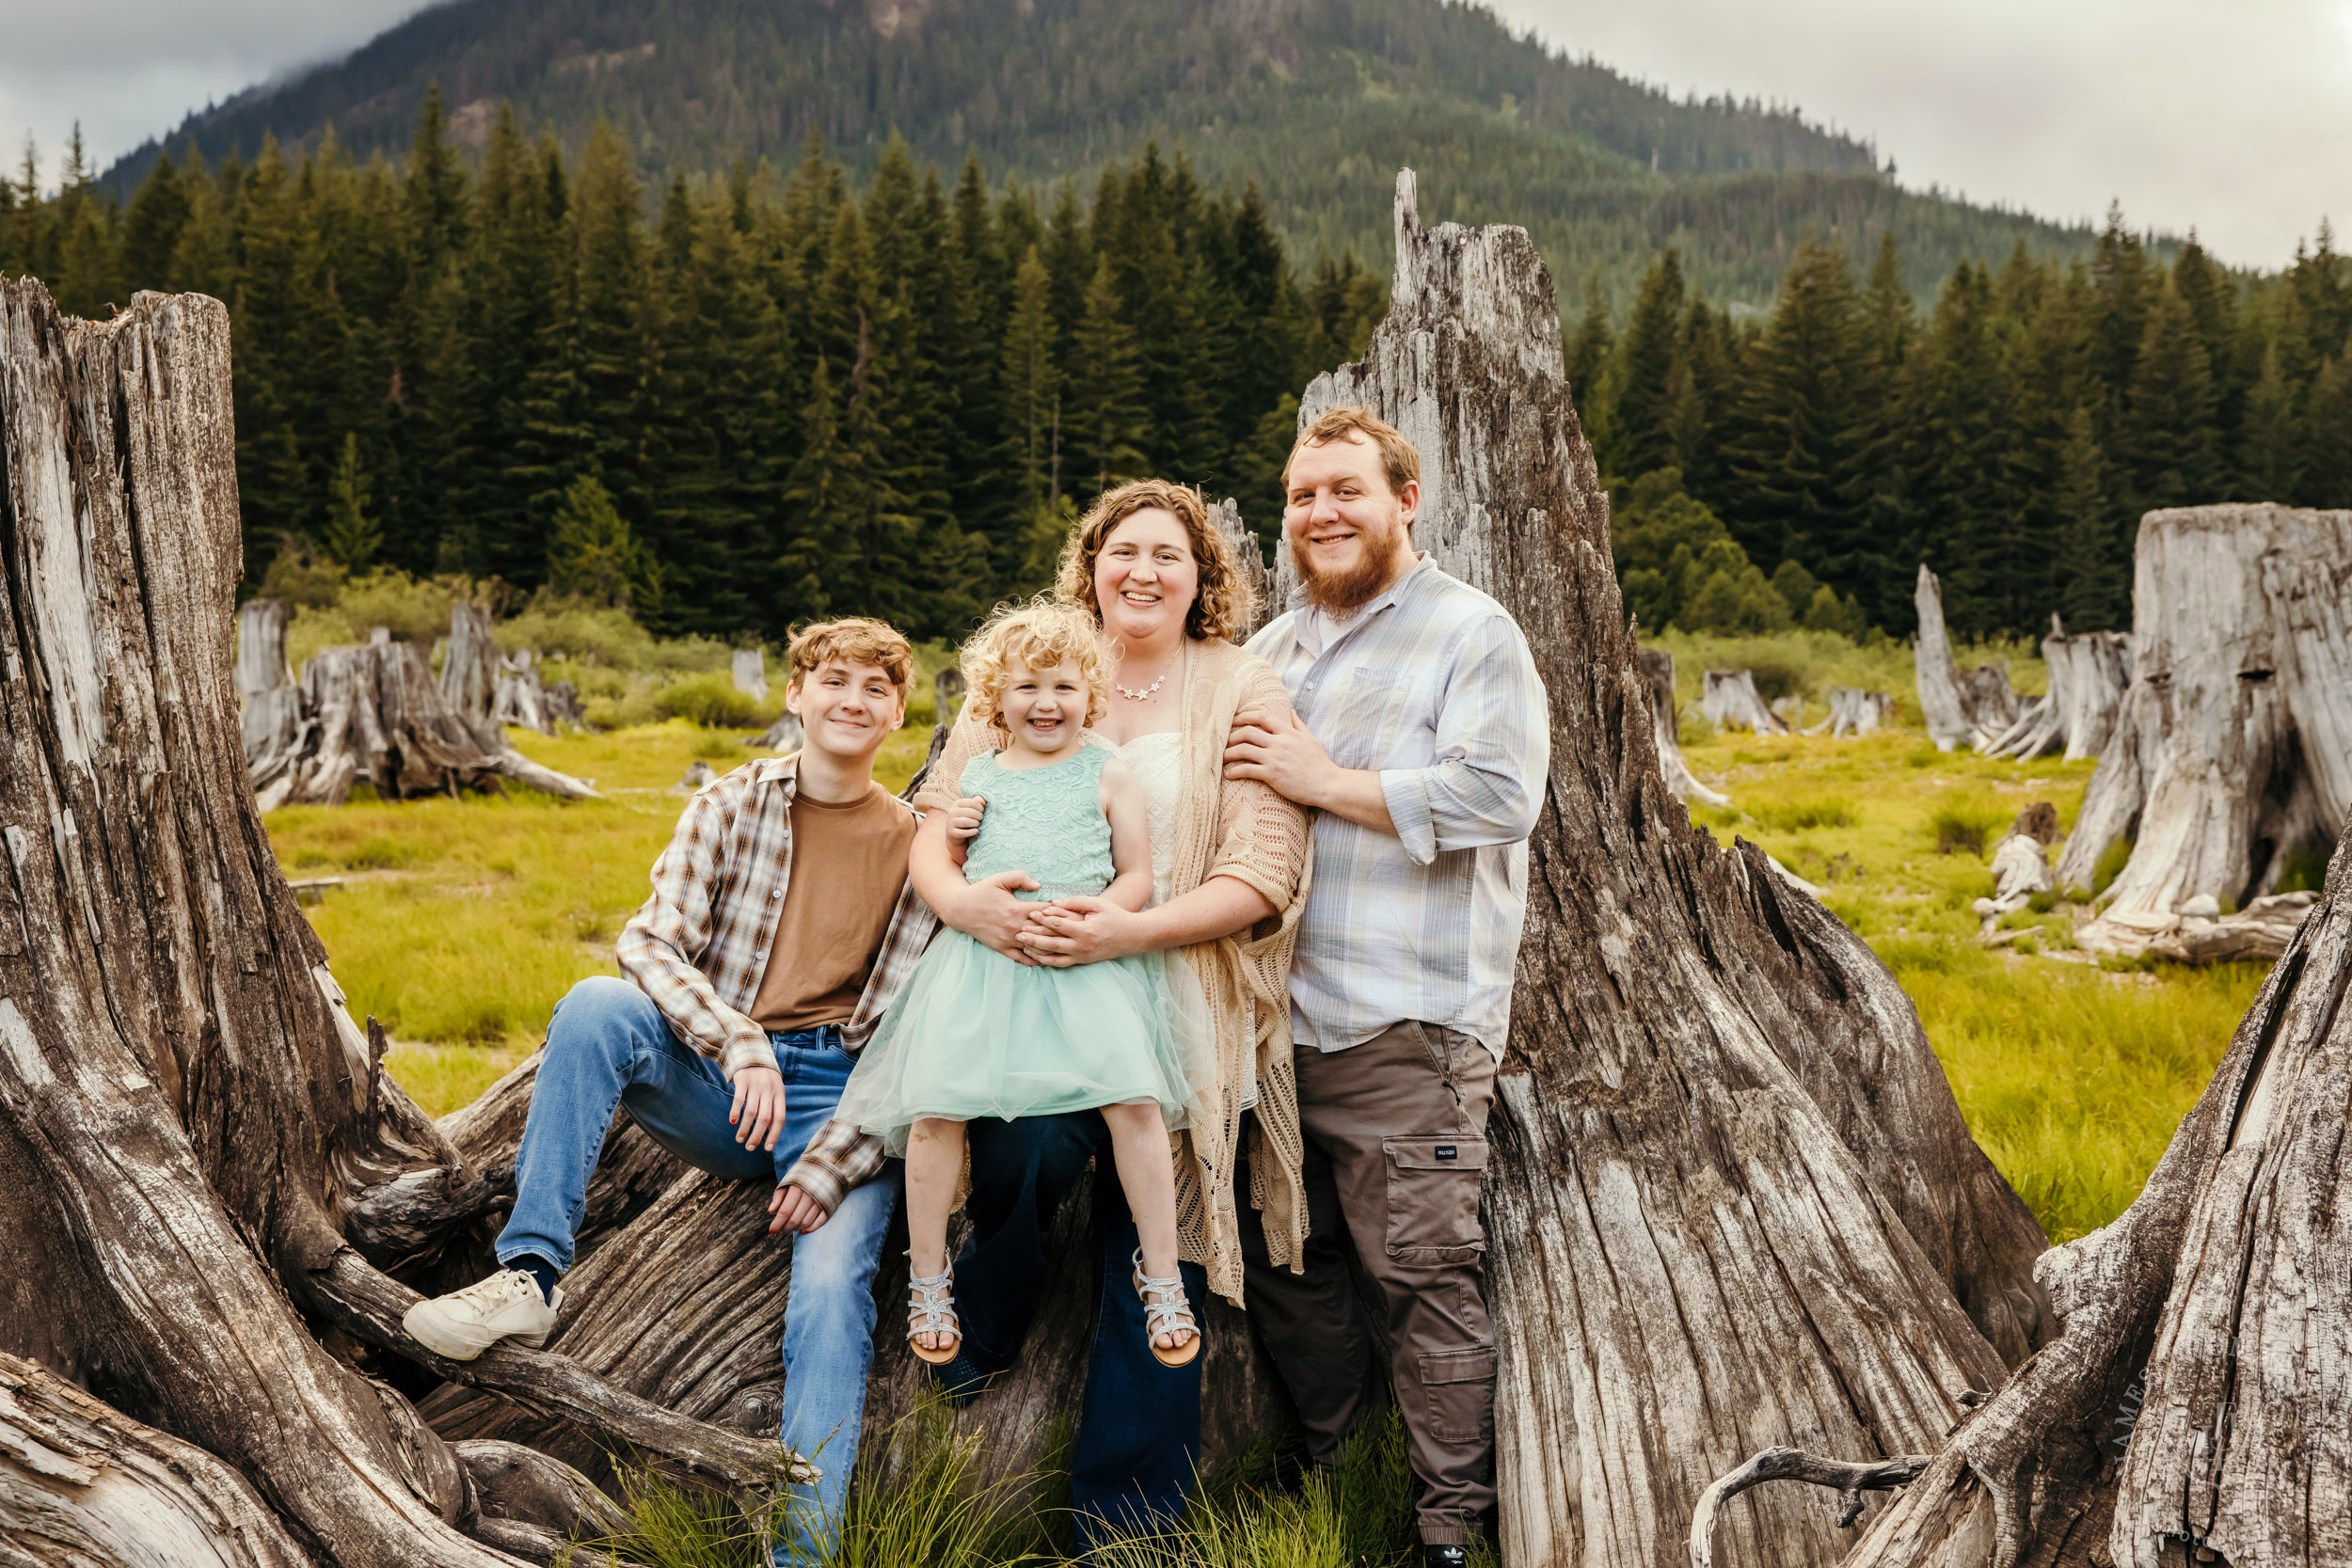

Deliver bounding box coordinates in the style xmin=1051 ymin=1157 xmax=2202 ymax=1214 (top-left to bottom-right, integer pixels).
xmin=104 ymin=0 xmax=2107 ymax=309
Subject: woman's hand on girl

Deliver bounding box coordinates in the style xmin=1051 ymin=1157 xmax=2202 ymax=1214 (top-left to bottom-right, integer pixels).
xmin=1022 ymin=895 xmax=1149 ymax=966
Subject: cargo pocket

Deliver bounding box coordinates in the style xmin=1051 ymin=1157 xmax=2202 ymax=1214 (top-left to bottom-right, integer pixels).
xmin=1419 ymin=1344 xmax=1498 ymax=1444
xmin=1383 ymin=1135 xmax=1488 ymax=1265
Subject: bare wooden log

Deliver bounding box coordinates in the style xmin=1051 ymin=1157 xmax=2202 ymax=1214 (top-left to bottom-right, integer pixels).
xmin=1701 ymin=668 xmax=1788 ymax=735
xmin=453 ymin=1439 xmax=630 ymax=1543
xmin=1688 ymin=1446 xmax=1933 ymax=1565
xmin=731 ymin=647 xmax=768 ymax=701
xmin=1638 ymin=648 xmax=1728 ymax=806
xmin=1296 ymin=172 xmax=2052 ymax=1568
xmin=1838 ymin=832 xmax=2352 ymax=1567
xmin=0 ymin=1352 xmax=315 ymax=1568
xmin=493 ymin=648 xmax=555 ymax=736
xmin=2057 ymin=504 xmax=2352 ymax=955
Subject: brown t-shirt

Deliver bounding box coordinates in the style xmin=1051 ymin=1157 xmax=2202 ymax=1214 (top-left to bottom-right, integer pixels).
xmin=749 ymin=783 xmax=917 ymax=1033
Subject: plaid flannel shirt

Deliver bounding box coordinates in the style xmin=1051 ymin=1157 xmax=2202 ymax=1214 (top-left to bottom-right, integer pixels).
xmin=614 ymin=753 xmax=932 ymax=1210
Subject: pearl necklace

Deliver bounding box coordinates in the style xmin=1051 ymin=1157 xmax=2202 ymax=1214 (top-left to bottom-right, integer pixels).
xmin=1113 ymin=671 xmax=1169 ymax=703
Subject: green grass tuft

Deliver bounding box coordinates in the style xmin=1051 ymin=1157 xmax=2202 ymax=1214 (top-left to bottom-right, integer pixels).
xmin=1929 ymin=794 xmax=2010 ymax=857
xmin=655 ymin=673 xmax=771 ymax=730
xmin=2091 ymin=834 xmax=2135 ymax=895
xmin=1747 ymin=794 xmax=1858 ymax=832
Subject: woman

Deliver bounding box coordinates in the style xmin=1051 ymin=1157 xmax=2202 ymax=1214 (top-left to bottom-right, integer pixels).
xmin=915 ymin=479 xmax=1310 ymax=1543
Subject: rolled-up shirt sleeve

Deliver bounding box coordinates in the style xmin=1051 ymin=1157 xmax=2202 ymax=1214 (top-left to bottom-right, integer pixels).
xmin=1377 ymin=614 xmax=1549 ymax=865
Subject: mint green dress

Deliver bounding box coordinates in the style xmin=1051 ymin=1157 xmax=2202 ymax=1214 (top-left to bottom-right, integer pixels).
xmin=835 ymin=743 xmax=1195 ymax=1154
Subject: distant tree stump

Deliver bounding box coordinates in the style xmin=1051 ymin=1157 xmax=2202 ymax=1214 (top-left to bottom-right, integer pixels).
xmin=493 ymin=648 xmax=556 ymax=736
xmin=1209 ymin=495 xmax=1278 ymax=640
xmin=438 ymin=601 xmax=500 ymax=731
xmin=2056 ymin=504 xmax=2352 ymax=955
xmin=236 ymin=595 xmax=305 ymax=766
xmin=1701 ymin=667 xmax=1788 ymax=735
xmin=1984 ymin=614 xmax=2130 ymax=762
xmin=1805 ymin=687 xmax=1897 ymax=738
xmin=732 ymin=647 xmax=768 ymax=701
xmin=1913 ymin=564 xmax=2022 ymax=751
xmin=1638 ymin=648 xmax=1728 ymax=806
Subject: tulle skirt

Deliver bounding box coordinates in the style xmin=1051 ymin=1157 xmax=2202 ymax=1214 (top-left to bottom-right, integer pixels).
xmin=837 ymin=929 xmax=1206 ymax=1155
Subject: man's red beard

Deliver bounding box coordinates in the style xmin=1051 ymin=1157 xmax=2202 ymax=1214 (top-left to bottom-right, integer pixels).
xmin=1295 ymin=517 xmax=1409 ymax=613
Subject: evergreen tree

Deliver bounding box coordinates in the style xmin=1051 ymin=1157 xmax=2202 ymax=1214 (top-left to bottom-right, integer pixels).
xmin=1608 ymin=248 xmax=1686 ymax=480
xmin=1066 ymin=257 xmax=1150 ymax=496
xmin=2054 ymin=405 xmax=2122 ymax=629
xmin=321 ymin=433 xmax=382 ymax=569
xmin=546 ymin=473 xmax=659 ymax=610
xmin=2120 ymin=278 xmax=2221 ymax=515
xmin=1723 ymin=240 xmax=1861 ymax=578
xmin=1565 ymin=267 xmax=1614 ymax=448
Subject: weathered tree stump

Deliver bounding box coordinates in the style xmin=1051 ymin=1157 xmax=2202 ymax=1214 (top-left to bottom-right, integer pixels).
xmin=1295 ymin=173 xmax=2052 ymax=1567
xmin=1638 ymin=648 xmax=1728 ymax=807
xmin=0 ymin=280 xmax=743 ymax=1563
xmin=731 ymin=647 xmax=768 ymax=701
xmin=236 ymin=595 xmax=306 ymax=767
xmin=1984 ymin=615 xmax=2131 ymax=763
xmin=543 ymin=679 xmax=587 ymax=730
xmin=493 ymin=648 xmax=556 ymax=736
xmin=1748 ymin=831 xmax=2352 ymax=1566
xmin=1701 ymin=668 xmax=1789 ymax=735
xmin=1209 ymin=495 xmax=1278 ymax=640
xmin=439 ymin=601 xmax=500 ymax=731
xmin=1804 ymin=687 xmax=1898 ymax=738
xmin=2055 ymin=504 xmax=2352 ymax=956
xmin=1913 ymin=566 xmax=2022 ymax=752
xmin=254 ymin=639 xmax=596 ymax=808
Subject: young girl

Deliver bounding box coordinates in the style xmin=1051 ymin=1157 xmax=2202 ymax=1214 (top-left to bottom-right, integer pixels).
xmin=833 ymin=603 xmax=1202 ymax=1368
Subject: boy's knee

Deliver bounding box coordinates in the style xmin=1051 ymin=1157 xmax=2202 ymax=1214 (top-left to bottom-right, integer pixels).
xmin=548 ymin=975 xmax=660 ymax=1054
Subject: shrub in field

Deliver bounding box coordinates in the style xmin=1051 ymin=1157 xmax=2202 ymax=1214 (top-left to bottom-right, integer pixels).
xmin=1930 ymin=793 xmax=2010 ymax=856
xmin=1748 ymin=794 xmax=1860 ymax=832
xmin=654 ymin=672 xmax=767 ymax=729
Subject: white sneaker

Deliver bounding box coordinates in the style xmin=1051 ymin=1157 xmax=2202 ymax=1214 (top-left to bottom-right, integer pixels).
xmin=403 ymin=1269 xmax=564 ymax=1361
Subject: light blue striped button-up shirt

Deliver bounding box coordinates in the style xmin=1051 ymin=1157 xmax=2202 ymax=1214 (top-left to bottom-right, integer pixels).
xmin=1248 ymin=554 xmax=1549 ymax=1059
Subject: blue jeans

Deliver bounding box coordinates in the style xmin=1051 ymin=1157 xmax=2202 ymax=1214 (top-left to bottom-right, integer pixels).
xmin=496 ymin=976 xmax=899 ymax=1564
xmin=957 ymin=1112 xmax=1207 ymax=1553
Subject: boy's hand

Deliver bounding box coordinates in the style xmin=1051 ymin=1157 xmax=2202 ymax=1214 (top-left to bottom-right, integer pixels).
xmin=730 ymin=1066 xmax=787 ymax=1150
xmin=943 ymin=795 xmax=987 ymax=843
xmin=770 ymin=1181 xmax=830 ymax=1235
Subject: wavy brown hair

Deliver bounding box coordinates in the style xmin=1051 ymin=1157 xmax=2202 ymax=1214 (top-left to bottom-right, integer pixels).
xmin=1053 ymin=479 xmax=1255 ymax=643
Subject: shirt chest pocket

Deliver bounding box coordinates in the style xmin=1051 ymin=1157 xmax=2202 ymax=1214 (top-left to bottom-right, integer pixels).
xmin=1309 ymin=664 xmax=1436 ymax=770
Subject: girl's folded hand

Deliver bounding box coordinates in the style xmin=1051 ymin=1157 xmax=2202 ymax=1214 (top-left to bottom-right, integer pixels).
xmin=943 ymin=796 xmax=987 ymax=842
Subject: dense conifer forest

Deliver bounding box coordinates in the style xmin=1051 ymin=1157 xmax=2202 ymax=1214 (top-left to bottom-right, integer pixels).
xmin=6 ymin=97 xmax=2347 ymax=642
xmin=106 ymin=0 xmax=2112 ymax=313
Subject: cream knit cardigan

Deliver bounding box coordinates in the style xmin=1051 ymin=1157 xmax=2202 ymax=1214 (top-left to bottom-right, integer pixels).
xmin=930 ymin=637 xmax=1311 ymax=1305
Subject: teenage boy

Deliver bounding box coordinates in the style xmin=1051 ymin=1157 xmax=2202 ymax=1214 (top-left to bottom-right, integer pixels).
xmin=404 ymin=617 xmax=936 ymax=1563
xmin=1224 ymin=408 xmax=1549 ymax=1568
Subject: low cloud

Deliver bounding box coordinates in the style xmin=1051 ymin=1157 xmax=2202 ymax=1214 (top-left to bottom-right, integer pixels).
xmin=1494 ymin=0 xmax=2352 ymax=267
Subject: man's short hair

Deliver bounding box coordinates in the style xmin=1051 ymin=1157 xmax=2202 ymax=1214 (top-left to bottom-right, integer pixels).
xmin=787 ymin=617 xmax=914 ymax=694
xmin=1284 ymin=406 xmax=1421 ymax=499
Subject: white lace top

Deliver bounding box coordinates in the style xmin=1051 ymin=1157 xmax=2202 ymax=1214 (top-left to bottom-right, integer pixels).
xmin=1117 ymin=731 xmax=1252 ymax=1111
xmin=1117 ymin=730 xmax=1186 ymax=908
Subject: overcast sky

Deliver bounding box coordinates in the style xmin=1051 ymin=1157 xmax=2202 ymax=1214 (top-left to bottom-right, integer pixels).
xmin=4 ymin=0 xmax=2347 ymax=268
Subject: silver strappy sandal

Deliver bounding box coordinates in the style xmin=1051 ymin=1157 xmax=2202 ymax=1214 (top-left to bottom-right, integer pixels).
xmin=907 ymin=1258 xmax=961 ymax=1366
xmin=1131 ymin=1247 xmax=1200 ymax=1368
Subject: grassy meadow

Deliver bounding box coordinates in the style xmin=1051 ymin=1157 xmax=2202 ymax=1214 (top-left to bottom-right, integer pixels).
xmin=270 ymin=626 xmax=2264 ymax=1244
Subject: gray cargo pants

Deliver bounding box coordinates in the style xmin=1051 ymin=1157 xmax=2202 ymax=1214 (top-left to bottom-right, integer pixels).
xmin=1240 ymin=1020 xmax=1499 ymax=1546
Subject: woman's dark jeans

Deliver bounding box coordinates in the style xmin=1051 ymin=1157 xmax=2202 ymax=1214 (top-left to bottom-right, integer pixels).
xmin=955 ymin=1112 xmax=1207 ymax=1552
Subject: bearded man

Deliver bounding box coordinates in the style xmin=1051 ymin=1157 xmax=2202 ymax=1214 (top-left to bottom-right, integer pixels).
xmin=1223 ymin=406 xmax=1549 ymax=1567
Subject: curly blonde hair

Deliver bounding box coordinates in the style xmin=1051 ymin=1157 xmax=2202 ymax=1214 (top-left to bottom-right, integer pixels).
xmin=1053 ymin=479 xmax=1256 ymax=642
xmin=960 ymin=600 xmax=1111 ymax=743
